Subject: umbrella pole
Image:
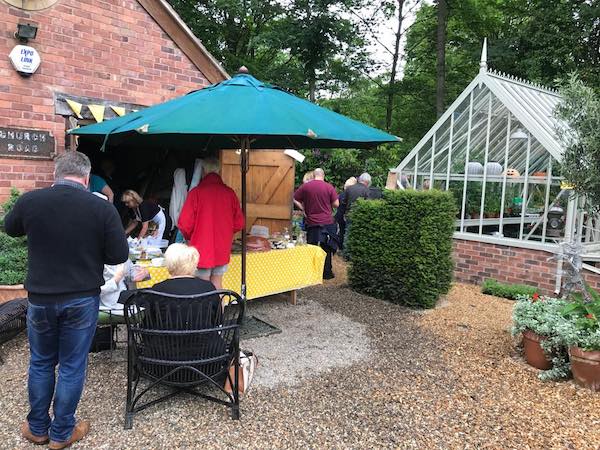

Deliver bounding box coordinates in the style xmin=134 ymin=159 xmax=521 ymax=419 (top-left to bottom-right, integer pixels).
xmin=240 ymin=136 xmax=249 ymax=300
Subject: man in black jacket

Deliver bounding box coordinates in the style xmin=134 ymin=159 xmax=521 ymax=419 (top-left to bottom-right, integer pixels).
xmin=341 ymin=172 xmax=374 ymax=260
xmin=5 ymin=151 xmax=128 ymax=449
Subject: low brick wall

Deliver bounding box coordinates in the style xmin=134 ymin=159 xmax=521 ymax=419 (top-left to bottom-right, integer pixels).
xmin=453 ymin=238 xmax=600 ymax=296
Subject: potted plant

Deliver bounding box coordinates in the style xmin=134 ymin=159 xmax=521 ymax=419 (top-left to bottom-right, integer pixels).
xmin=559 ymin=288 xmax=600 ymax=391
xmin=512 ymin=293 xmax=571 ymax=380
xmin=484 ymin=195 xmax=501 ymax=218
xmin=0 ymin=189 xmax=28 ymax=303
xmin=466 ymin=182 xmax=482 ymax=219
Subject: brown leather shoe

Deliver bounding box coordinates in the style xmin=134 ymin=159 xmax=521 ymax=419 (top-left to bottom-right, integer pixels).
xmin=47 ymin=421 xmax=90 ymax=450
xmin=21 ymin=421 xmax=49 ymax=445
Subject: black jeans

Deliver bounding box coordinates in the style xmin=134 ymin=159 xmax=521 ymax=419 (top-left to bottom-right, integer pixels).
xmin=306 ymin=224 xmax=337 ymax=278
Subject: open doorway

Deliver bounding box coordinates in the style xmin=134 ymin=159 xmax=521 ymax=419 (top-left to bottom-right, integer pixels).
xmin=76 ymin=135 xmax=216 ymax=239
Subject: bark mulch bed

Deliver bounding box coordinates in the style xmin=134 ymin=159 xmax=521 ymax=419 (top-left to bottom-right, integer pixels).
xmin=0 ymin=273 xmax=598 ymax=449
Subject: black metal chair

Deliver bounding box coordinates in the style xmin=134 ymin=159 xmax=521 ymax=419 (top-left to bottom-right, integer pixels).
xmin=123 ymin=289 xmax=245 ymax=429
xmin=0 ymin=298 xmax=27 ymax=364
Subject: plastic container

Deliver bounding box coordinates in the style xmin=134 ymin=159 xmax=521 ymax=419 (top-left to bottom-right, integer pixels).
xmin=485 ymin=162 xmax=503 ymax=175
xmin=250 ymin=225 xmax=269 ymax=238
xmin=147 ymin=238 xmax=169 ymax=248
xmin=151 ymin=257 xmax=165 ymax=267
xmin=466 ymin=162 xmax=483 ymax=175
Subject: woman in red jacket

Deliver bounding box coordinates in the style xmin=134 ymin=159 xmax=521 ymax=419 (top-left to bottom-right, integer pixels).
xmin=177 ymin=158 xmax=244 ymax=289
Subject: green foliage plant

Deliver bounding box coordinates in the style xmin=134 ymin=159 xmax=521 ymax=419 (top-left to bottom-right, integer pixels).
xmin=0 ymin=187 xmax=20 ymax=227
xmin=346 ymin=189 xmax=456 ymax=309
xmin=559 ymin=287 xmax=600 ymax=352
xmin=482 ymin=279 xmax=537 ymax=300
xmin=512 ymin=286 xmax=600 ymax=382
xmin=555 ymin=74 xmax=600 ymax=213
xmin=512 ymin=294 xmax=571 ymax=381
xmin=0 ymin=189 xmax=27 ymax=286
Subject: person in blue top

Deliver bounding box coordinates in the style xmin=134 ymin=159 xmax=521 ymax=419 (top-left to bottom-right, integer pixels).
xmin=89 ymin=174 xmax=114 ymax=203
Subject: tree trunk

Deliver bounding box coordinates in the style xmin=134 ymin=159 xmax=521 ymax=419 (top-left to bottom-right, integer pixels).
xmin=435 ymin=0 xmax=449 ymax=118
xmin=306 ymin=3 xmax=316 ymax=103
xmin=386 ymin=0 xmax=406 ymax=132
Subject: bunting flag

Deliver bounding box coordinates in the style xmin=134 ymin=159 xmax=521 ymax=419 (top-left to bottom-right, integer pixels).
xmin=110 ymin=105 xmax=126 ymax=117
xmin=66 ymin=99 xmax=83 ymax=119
xmin=88 ymin=104 xmax=105 ymax=123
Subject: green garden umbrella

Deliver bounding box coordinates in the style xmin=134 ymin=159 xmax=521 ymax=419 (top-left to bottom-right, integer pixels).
xmin=71 ymin=68 xmax=400 ymax=298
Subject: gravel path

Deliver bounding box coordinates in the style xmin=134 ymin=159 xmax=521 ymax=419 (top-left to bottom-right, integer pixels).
xmin=247 ymin=297 xmax=372 ymax=389
xmin=0 ymin=272 xmax=599 ymax=449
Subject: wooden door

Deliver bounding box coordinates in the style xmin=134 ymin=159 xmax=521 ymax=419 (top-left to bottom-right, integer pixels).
xmin=220 ymin=150 xmax=295 ymax=234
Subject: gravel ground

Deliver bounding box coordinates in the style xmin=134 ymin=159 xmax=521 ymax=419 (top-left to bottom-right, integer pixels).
xmin=247 ymin=298 xmax=371 ymax=389
xmin=1 ymin=263 xmax=599 ymax=449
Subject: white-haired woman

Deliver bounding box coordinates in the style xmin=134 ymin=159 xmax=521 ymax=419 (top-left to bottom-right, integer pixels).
xmin=152 ymin=244 xmax=217 ymax=297
xmin=147 ymin=244 xmax=225 ymax=365
xmin=122 ymin=189 xmax=168 ymax=240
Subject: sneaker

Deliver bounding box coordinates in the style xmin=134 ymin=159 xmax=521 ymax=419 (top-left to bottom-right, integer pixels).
xmin=48 ymin=421 xmax=90 ymax=450
xmin=21 ymin=422 xmax=49 ymax=445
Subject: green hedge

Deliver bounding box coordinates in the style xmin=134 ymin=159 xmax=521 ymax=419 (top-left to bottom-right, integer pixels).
xmin=482 ymin=279 xmax=537 ymax=300
xmin=0 ymin=188 xmax=27 ymax=286
xmin=346 ymin=189 xmax=456 ymax=308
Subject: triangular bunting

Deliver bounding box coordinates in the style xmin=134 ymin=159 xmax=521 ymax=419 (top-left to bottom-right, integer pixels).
xmin=66 ymin=99 xmax=83 ymax=119
xmin=88 ymin=104 xmax=105 ymax=123
xmin=110 ymin=105 xmax=126 ymax=117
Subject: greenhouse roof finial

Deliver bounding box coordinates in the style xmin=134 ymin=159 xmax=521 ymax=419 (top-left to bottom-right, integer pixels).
xmin=479 ymin=38 xmax=488 ymax=74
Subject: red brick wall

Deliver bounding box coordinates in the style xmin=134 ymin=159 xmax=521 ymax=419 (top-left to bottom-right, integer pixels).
xmin=453 ymin=238 xmax=600 ymax=296
xmin=0 ymin=0 xmax=213 ymax=200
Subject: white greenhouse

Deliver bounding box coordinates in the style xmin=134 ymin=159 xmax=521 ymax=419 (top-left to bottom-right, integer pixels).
xmin=393 ymin=41 xmax=599 ymax=265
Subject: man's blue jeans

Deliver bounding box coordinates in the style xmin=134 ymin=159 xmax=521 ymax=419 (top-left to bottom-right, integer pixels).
xmin=26 ymin=296 xmax=99 ymax=443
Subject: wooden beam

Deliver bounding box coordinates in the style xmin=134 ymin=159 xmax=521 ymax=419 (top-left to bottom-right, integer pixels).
xmin=222 ymin=150 xmax=293 ymax=167
xmin=246 ymin=203 xmax=290 ymax=220
xmin=137 ymin=0 xmax=229 ymax=84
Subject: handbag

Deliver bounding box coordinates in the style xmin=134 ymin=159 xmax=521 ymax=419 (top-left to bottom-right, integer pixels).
xmin=224 ymin=350 xmax=258 ymax=397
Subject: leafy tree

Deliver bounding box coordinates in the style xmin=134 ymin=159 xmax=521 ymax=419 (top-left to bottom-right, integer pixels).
xmin=385 ymin=0 xmax=408 ymax=130
xmin=495 ymin=0 xmax=600 ymax=89
xmin=435 ymin=0 xmax=448 ymax=117
xmin=167 ymin=0 xmax=308 ymax=91
xmin=397 ymin=0 xmax=599 ymax=156
xmin=168 ymin=0 xmax=370 ymax=97
xmin=555 ymin=74 xmax=600 ymax=213
xmin=278 ymin=0 xmax=370 ymax=101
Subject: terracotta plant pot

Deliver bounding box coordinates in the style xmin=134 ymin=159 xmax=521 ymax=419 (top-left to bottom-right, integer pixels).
xmin=0 ymin=284 xmax=27 ymax=304
xmin=522 ymin=329 xmax=552 ymax=370
xmin=569 ymin=346 xmax=600 ymax=391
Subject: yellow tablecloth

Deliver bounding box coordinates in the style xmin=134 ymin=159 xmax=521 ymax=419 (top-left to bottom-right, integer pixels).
xmin=136 ymin=245 xmax=326 ymax=300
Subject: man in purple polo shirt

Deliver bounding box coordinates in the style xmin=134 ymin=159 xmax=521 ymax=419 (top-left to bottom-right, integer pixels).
xmin=293 ymin=168 xmax=339 ymax=279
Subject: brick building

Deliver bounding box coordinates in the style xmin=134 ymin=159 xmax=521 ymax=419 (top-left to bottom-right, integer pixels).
xmin=0 ymin=0 xmax=228 ymax=201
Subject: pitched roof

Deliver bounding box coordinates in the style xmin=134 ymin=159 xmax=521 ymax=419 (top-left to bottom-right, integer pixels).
xmin=137 ymin=0 xmax=229 ymax=84
xmin=484 ymin=70 xmax=563 ymax=160
xmin=396 ymin=63 xmax=565 ymax=173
